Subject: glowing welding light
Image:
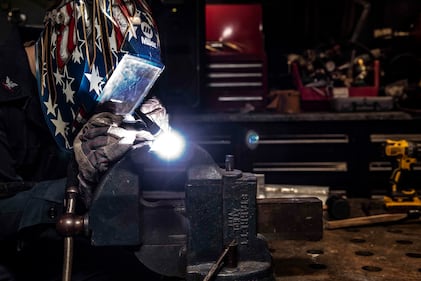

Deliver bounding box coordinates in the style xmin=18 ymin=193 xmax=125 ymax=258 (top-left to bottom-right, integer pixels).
xmin=150 ymin=130 xmax=185 ymax=160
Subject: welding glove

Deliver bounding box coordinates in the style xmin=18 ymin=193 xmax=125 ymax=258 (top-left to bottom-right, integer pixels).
xmin=136 ymin=96 xmax=170 ymax=135
xmin=73 ymin=111 xmax=154 ymax=207
xmin=73 ymin=97 xmax=169 ymax=207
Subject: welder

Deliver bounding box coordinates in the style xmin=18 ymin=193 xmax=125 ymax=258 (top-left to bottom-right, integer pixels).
xmin=0 ymin=1 xmax=171 ymax=280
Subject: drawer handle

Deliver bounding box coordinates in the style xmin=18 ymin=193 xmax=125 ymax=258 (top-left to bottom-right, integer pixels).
xmin=253 ymin=162 xmax=347 ymax=172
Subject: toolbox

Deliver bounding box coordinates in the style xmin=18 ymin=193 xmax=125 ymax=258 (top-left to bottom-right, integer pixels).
xmin=204 ymin=3 xmax=267 ymax=112
xmin=292 ymin=60 xmax=380 ymax=111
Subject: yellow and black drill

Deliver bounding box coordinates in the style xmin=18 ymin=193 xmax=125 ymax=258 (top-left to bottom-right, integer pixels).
xmin=384 ymin=139 xmax=421 ymax=210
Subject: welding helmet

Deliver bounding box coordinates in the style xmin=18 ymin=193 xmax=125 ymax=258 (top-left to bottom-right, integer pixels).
xmin=35 ymin=0 xmax=163 ymax=152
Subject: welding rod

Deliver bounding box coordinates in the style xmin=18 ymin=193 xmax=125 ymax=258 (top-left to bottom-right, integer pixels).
xmin=325 ymin=212 xmax=413 ymax=229
xmin=203 ymin=240 xmax=237 ymax=281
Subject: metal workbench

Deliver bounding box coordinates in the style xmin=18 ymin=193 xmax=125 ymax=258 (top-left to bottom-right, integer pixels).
xmin=269 ymin=198 xmax=421 ymax=281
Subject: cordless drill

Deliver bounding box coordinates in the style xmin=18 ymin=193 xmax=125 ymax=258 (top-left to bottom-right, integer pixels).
xmin=383 ymin=139 xmax=421 ymax=209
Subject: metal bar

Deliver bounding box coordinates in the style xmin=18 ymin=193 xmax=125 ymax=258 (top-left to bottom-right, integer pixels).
xmin=61 ymin=186 xmax=78 ymax=281
xmin=217 ymin=96 xmax=263 ymax=101
xmin=207 ymin=73 xmax=263 ymax=78
xmin=209 ymin=82 xmax=263 ymax=87
xmin=62 ymin=237 xmax=74 ymax=281
xmin=207 ymin=63 xmax=263 ymax=69
xmin=253 ymin=162 xmax=348 ymax=172
xmin=257 ymin=134 xmax=349 ymax=144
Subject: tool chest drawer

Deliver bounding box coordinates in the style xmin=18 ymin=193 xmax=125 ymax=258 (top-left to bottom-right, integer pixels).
xmin=172 ymin=112 xmax=421 ymax=197
xmin=243 ymin=126 xmax=351 ymax=191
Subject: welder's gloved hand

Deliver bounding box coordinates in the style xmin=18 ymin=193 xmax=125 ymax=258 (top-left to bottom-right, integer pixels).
xmin=138 ymin=96 xmax=170 ymax=134
xmin=73 ymin=112 xmax=154 ymax=207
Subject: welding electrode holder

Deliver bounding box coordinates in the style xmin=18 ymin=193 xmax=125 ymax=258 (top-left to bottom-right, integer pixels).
xmin=133 ymin=107 xmax=161 ymax=135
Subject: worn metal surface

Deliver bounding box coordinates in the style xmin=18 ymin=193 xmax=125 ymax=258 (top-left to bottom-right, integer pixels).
xmin=269 ymin=199 xmax=421 ymax=281
xmin=257 ymin=197 xmax=323 ymax=241
xmin=186 ymin=165 xmax=274 ymax=281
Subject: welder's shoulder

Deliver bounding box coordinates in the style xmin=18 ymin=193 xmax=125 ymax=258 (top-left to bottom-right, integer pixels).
xmin=0 ymin=19 xmax=35 ymax=102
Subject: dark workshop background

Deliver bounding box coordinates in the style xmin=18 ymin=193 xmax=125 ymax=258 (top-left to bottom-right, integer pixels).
xmin=6 ymin=0 xmax=421 ymax=106
xmin=262 ymin=0 xmax=421 ymax=89
xmin=4 ymin=0 xmax=421 ymax=198
xmin=144 ymin=0 xmax=421 ymax=113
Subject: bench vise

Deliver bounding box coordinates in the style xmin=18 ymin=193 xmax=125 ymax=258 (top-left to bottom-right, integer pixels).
xmin=84 ymin=145 xmax=274 ymax=281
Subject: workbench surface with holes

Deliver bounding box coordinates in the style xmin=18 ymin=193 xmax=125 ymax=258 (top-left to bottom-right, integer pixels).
xmin=268 ymin=198 xmax=421 ymax=281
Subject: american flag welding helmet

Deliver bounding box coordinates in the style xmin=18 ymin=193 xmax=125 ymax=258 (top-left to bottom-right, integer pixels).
xmin=35 ymin=0 xmax=162 ymax=152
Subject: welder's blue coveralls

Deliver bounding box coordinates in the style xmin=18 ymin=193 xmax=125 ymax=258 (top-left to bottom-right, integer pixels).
xmin=0 ymin=21 xmax=69 ymax=241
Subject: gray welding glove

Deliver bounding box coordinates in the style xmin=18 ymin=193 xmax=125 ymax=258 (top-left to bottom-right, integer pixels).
xmin=137 ymin=96 xmax=170 ymax=134
xmin=73 ymin=111 xmax=154 ymax=207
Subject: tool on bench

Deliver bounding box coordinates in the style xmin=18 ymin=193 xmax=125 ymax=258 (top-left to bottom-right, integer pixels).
xmin=325 ymin=209 xmax=421 ymax=229
xmin=383 ymin=139 xmax=421 ymax=211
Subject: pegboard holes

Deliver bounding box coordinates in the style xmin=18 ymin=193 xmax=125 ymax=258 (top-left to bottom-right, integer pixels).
xmin=362 ymin=266 xmax=382 ymax=272
xmin=406 ymin=253 xmax=421 ymax=258
xmin=355 ymin=250 xmax=374 ymax=256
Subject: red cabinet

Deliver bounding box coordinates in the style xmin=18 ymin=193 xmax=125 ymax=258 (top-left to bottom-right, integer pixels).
xmin=204 ymin=4 xmax=268 ymax=112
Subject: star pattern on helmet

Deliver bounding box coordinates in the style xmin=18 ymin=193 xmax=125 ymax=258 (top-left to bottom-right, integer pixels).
xmin=72 ymin=38 xmax=84 ymax=64
xmin=62 ymin=66 xmax=76 ymax=104
xmin=50 ymin=109 xmax=68 ymax=139
xmin=128 ymin=24 xmax=139 ymax=41
xmin=53 ymin=69 xmax=65 ymax=86
xmin=85 ymin=65 xmax=105 ymax=96
xmin=44 ymin=98 xmax=58 ymax=116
